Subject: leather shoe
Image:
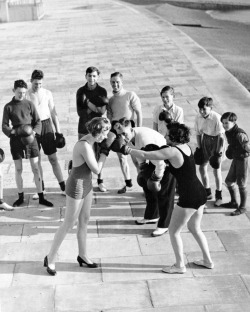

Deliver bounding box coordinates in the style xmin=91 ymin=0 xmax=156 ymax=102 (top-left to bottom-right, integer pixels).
xmin=135 ymin=218 xmax=159 ymax=225
xmin=151 ymin=227 xmax=168 ymax=237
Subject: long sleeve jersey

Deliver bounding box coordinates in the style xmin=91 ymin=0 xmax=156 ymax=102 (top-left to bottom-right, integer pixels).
xmin=2 ymin=97 xmax=41 ymax=137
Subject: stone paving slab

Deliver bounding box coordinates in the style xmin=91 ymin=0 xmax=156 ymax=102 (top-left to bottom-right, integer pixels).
xmin=107 ymin=307 xmax=206 ymax=312
xmin=148 ymin=275 xmax=250 ymax=307
xmin=0 ymin=285 xmax=55 ymax=312
xmin=217 ymin=229 xmax=250 ymax=251
xmin=205 ymin=303 xmax=250 ymax=312
xmin=55 ymin=281 xmax=152 ymax=312
xmin=137 ymin=231 xmax=225 ymax=255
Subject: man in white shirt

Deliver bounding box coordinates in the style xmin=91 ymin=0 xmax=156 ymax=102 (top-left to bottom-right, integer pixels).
xmin=108 ymin=72 xmax=143 ymax=194
xmin=27 ymin=70 xmax=65 ymax=199
xmin=152 ymin=86 xmax=184 ymax=138
xmin=194 ymin=97 xmax=225 ymax=206
xmin=116 ymin=118 xmax=176 ymax=237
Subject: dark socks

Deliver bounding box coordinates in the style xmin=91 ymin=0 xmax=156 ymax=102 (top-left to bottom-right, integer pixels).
xmin=13 ymin=192 xmax=24 ymax=207
xmin=239 ymin=187 xmax=247 ymax=209
xmin=97 ymin=179 xmax=103 ymax=185
xmin=59 ymin=181 xmax=65 ymax=191
xmin=215 ymin=190 xmax=222 ymax=200
xmin=38 ymin=193 xmax=53 ymax=207
xmin=125 ymin=179 xmax=133 ymax=188
xmin=42 ymin=180 xmax=45 ymax=192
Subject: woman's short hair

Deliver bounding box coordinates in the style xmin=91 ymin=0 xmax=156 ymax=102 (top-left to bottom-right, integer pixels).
xmin=86 ymin=117 xmax=111 ymax=137
xmin=167 ymin=122 xmax=190 ymax=144
xmin=198 ymin=97 xmax=213 ymax=109
xmin=221 ymin=112 xmax=237 ymax=122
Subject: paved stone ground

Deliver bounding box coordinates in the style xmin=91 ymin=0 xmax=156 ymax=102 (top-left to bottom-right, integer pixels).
xmin=0 ymin=0 xmax=250 ymax=311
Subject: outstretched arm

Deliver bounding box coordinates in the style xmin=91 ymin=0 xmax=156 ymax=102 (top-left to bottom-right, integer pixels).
xmin=128 ymin=147 xmax=171 ymax=161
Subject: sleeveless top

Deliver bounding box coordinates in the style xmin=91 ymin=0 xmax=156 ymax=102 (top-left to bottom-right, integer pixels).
xmin=65 ymin=139 xmax=92 ymax=199
xmin=168 ymin=145 xmax=207 ymax=209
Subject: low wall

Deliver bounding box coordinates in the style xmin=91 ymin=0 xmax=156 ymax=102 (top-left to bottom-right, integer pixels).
xmin=0 ymin=0 xmax=44 ymax=23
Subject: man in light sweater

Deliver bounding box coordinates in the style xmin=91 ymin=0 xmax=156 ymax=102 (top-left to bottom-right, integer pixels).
xmin=116 ymin=118 xmax=176 ymax=237
xmin=26 ymin=70 xmax=66 ymax=199
xmin=2 ymin=79 xmax=53 ymax=207
xmin=108 ymin=72 xmax=143 ymax=194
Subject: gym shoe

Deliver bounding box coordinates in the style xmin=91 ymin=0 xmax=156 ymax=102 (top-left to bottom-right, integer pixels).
xmin=98 ymin=183 xmax=107 ymax=192
xmin=135 ymin=218 xmax=159 ymax=225
xmin=118 ymin=186 xmax=126 ymax=194
xmin=214 ymin=198 xmax=223 ymax=207
xmin=0 ymin=202 xmax=14 ymax=211
xmin=61 ymin=190 xmax=66 ymax=196
xmin=230 ymin=208 xmax=246 ymax=216
xmin=162 ymin=264 xmax=186 ymax=274
xmin=193 ymin=259 xmax=214 ymax=269
xmin=33 ymin=191 xmax=46 ymax=200
xmin=151 ymin=227 xmax=168 ymax=237
xmin=220 ymin=201 xmax=238 ymax=209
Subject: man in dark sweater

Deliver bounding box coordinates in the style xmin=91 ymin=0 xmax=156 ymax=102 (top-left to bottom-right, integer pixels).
xmin=76 ymin=66 xmax=108 ymax=192
xmin=2 ymin=79 xmax=53 ymax=207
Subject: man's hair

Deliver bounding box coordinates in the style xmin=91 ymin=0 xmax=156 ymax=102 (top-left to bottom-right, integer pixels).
xmin=198 ymin=97 xmax=213 ymax=109
xmin=160 ymin=86 xmax=174 ymax=96
xmin=86 ymin=117 xmax=111 ymax=137
xmin=86 ymin=66 xmax=100 ymax=75
xmin=167 ymin=122 xmax=190 ymax=144
xmin=14 ymin=80 xmax=28 ymax=90
xmin=221 ymin=112 xmax=237 ymax=123
xmin=110 ymin=72 xmax=123 ymax=79
xmin=31 ymin=69 xmax=44 ymax=80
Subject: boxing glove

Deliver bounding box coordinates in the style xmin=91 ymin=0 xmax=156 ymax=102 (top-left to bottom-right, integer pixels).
xmin=21 ymin=134 xmax=35 ymax=145
xmin=194 ymin=147 xmax=204 ymax=165
xmin=209 ymin=152 xmax=222 ymax=169
xmin=99 ymin=132 xmax=117 ymax=156
xmin=16 ymin=124 xmax=33 ymax=137
xmin=55 ymin=133 xmax=66 ymax=148
xmin=0 ymin=148 xmax=5 ymax=163
xmin=158 ymin=110 xmax=172 ymax=124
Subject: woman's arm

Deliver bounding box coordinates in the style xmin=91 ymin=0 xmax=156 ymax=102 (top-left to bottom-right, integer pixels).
xmin=129 ymin=147 xmax=171 ymax=161
xmin=81 ymin=143 xmax=101 ymax=175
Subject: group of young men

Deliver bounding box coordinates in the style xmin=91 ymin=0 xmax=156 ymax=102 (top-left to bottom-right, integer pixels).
xmin=1 ymin=66 xmax=249 ymax=229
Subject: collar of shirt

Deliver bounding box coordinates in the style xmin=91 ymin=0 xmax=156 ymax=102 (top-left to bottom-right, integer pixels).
xmin=112 ymin=88 xmax=126 ymax=96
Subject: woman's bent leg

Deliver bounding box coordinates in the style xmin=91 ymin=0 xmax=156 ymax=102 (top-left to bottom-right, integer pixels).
xmin=168 ymin=205 xmax=196 ymax=268
xmin=187 ymin=205 xmax=213 ymax=264
xmin=47 ymin=195 xmax=83 ymax=266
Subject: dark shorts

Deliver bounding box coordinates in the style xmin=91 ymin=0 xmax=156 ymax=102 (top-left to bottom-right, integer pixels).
xmin=37 ymin=119 xmax=57 ymax=156
xmin=225 ymin=157 xmax=249 ymax=188
xmin=10 ymin=135 xmax=40 ymax=160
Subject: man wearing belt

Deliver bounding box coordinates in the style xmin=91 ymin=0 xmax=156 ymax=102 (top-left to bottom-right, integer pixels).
xmin=108 ymin=72 xmax=143 ymax=194
xmin=27 ymin=70 xmax=65 ymax=199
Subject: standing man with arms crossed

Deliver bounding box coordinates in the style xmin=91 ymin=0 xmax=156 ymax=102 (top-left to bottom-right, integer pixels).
xmin=76 ymin=66 xmax=108 ymax=192
xmin=27 ymin=70 xmax=66 ymax=199
xmin=108 ymin=72 xmax=143 ymax=194
xmin=2 ymin=79 xmax=53 ymax=207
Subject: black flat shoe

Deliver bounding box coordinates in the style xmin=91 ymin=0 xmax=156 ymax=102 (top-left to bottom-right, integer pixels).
xmin=44 ymin=256 xmax=57 ymax=276
xmin=77 ymin=255 xmax=98 ymax=268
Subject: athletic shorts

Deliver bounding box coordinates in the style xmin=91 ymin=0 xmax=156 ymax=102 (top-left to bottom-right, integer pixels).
xmin=10 ymin=135 xmax=40 ymax=160
xmin=37 ymin=118 xmax=57 ymax=156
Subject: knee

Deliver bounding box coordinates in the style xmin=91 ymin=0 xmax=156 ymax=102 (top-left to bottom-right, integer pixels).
xmin=15 ymin=167 xmax=23 ymax=175
xmin=48 ymin=154 xmax=58 ymax=167
xmin=187 ymin=222 xmax=200 ymax=235
xmin=31 ymin=166 xmax=40 ymax=176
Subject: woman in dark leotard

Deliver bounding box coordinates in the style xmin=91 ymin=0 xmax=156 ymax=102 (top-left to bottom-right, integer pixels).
xmin=44 ymin=117 xmax=111 ymax=275
xmin=127 ymin=122 xmax=214 ymax=274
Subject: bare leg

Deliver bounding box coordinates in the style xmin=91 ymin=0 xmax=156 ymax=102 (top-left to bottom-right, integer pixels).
xmin=47 ymin=195 xmax=84 ymax=267
xmin=199 ymin=162 xmax=209 ymax=188
xmin=117 ymin=153 xmax=130 ymax=180
xmin=168 ymin=205 xmax=196 ymax=268
xmin=14 ymin=159 xmax=23 ymax=193
xmin=77 ymin=190 xmax=94 ymax=262
xmin=37 ymin=154 xmax=44 ymax=181
xmin=213 ymin=168 xmax=222 ymax=191
xmin=29 ymin=157 xmax=42 ymax=193
xmin=187 ymin=205 xmax=213 ymax=264
xmin=48 ymin=153 xmax=64 ymax=183
xmin=0 ymin=164 xmax=3 ymax=199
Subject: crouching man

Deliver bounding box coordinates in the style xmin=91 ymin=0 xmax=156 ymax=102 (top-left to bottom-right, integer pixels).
xmin=115 ymin=118 xmax=176 ymax=237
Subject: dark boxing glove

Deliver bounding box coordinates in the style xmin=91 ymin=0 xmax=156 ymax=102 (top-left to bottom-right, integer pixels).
xmin=209 ymin=152 xmax=222 ymax=169
xmin=147 ymin=171 xmax=162 ymax=193
xmin=0 ymin=148 xmax=5 ymax=163
xmin=99 ymin=132 xmax=117 ymax=156
xmin=159 ymin=110 xmax=172 ymax=124
xmin=16 ymin=124 xmax=33 ymax=137
xmin=110 ymin=135 xmax=126 ymax=153
xmin=225 ymin=145 xmax=233 ymax=159
xmin=55 ymin=133 xmax=66 ymax=148
xmin=137 ymin=171 xmax=147 ymax=188
xmin=194 ymin=147 xmax=204 ymax=165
